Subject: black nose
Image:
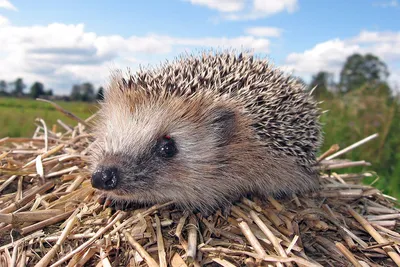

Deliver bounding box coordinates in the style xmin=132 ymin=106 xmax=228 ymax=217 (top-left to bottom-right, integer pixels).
xmin=91 ymin=167 xmax=119 ymax=190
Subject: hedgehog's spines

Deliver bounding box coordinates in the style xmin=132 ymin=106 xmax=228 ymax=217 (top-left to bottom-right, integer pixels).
xmin=115 ymin=50 xmax=322 ymax=168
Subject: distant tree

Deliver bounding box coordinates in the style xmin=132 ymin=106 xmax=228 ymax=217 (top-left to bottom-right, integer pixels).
xmin=70 ymin=84 xmax=82 ymax=101
xmin=12 ymin=78 xmax=26 ymax=96
xmin=374 ymin=82 xmax=393 ymax=102
xmin=0 ymin=80 xmax=7 ymax=94
xmin=339 ymin=53 xmax=389 ymax=93
xmin=309 ymin=71 xmax=334 ymax=99
xmin=70 ymin=82 xmax=96 ymax=102
xmin=96 ymin=86 xmax=104 ymax=100
xmin=46 ymin=89 xmax=53 ymax=96
xmin=30 ymin=81 xmax=45 ymax=99
xmin=80 ymin=82 xmax=95 ymax=102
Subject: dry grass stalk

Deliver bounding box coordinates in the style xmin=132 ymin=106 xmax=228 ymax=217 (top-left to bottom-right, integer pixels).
xmin=124 ymin=230 xmax=159 ymax=267
xmin=320 ymin=160 xmax=371 ymax=170
xmin=238 ymin=220 xmax=267 ymax=259
xmin=99 ymin=247 xmax=112 ymax=267
xmin=171 ymin=252 xmax=188 ymax=267
xmin=325 ymin=133 xmax=379 ymax=160
xmin=0 ymin=102 xmax=399 ymax=266
xmin=211 ymin=258 xmax=237 ymax=267
xmin=155 ymin=214 xmax=167 ymax=267
xmin=186 ymin=214 xmax=198 ymax=262
xmin=0 ymin=209 xmax=64 ymax=224
xmin=335 ymin=242 xmax=362 ymax=267
xmin=20 ymin=210 xmax=74 ymax=235
xmin=249 ymin=211 xmax=288 ymax=260
xmin=0 ymin=175 xmax=17 ymax=193
xmin=49 ymin=211 xmax=126 ymax=267
xmin=316 ymin=144 xmax=340 ymax=162
xmin=348 ymin=206 xmax=400 ymax=266
xmin=34 ymin=216 xmax=77 ymax=267
xmin=35 ymin=98 xmax=90 ymax=128
xmin=35 ymin=118 xmax=49 ymax=152
xmin=0 ymin=181 xmax=54 ymax=214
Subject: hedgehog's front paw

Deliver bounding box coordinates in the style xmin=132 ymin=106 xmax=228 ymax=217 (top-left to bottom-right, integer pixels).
xmin=220 ymin=203 xmax=233 ymax=218
xmin=193 ymin=207 xmax=215 ymax=218
xmin=113 ymin=201 xmax=150 ymax=211
xmin=193 ymin=203 xmax=233 ymax=219
xmin=97 ymin=194 xmax=109 ymax=206
xmin=97 ymin=195 xmax=149 ymax=211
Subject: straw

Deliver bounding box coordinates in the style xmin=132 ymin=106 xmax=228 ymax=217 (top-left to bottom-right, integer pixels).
xmin=0 ymin=104 xmax=399 ymax=267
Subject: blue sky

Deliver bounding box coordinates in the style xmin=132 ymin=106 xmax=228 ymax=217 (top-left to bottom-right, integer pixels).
xmin=0 ymin=0 xmax=399 ymax=94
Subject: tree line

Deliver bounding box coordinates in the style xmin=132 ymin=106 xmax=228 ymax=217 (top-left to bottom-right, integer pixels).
xmin=305 ymin=53 xmax=393 ymax=100
xmin=0 ymin=79 xmax=104 ymax=102
xmin=0 ymin=52 xmax=396 ymax=102
xmin=300 ymin=53 xmax=400 ymax=198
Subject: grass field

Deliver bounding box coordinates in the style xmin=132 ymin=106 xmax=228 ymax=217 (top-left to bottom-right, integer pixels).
xmin=1 ymin=96 xmax=399 ymax=199
xmin=0 ymin=97 xmax=98 ymax=138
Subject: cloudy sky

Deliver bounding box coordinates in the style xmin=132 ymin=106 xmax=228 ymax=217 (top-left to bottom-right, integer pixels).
xmin=0 ymin=0 xmax=399 ymax=94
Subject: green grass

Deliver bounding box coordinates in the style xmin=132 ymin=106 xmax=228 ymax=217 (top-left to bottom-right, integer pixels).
xmin=0 ymin=97 xmax=98 ymax=138
xmin=316 ymin=89 xmax=400 ymax=200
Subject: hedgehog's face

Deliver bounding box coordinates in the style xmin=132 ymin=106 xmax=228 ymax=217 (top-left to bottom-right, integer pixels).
xmin=90 ymin=90 xmax=241 ymax=207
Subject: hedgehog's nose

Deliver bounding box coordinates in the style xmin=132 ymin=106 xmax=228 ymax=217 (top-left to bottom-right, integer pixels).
xmin=91 ymin=166 xmax=119 ymax=190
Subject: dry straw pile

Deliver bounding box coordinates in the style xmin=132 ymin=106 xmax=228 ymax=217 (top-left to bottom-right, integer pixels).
xmin=0 ymin=99 xmax=399 ymax=267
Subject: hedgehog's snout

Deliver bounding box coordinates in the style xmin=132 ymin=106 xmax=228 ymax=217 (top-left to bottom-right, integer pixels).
xmin=91 ymin=166 xmax=119 ymax=190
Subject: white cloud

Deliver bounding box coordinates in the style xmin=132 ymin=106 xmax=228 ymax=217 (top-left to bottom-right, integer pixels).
xmin=171 ymin=35 xmax=270 ymax=52
xmin=0 ymin=15 xmax=9 ymax=26
xmin=0 ymin=0 xmax=17 ymax=11
xmin=245 ymin=26 xmax=282 ymax=37
xmin=350 ymin=30 xmax=400 ymax=45
xmin=0 ymin=21 xmax=271 ymax=94
xmin=373 ymin=0 xmax=398 ymax=8
xmin=281 ymin=31 xmax=400 ymax=89
xmin=186 ymin=0 xmax=298 ymax=21
xmin=185 ymin=0 xmax=245 ymax=12
xmin=253 ymin=0 xmax=298 ymax=15
xmin=283 ymin=39 xmax=360 ymax=75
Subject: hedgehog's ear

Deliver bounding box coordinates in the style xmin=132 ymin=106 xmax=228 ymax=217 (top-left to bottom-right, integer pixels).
xmin=209 ymin=106 xmax=236 ymax=145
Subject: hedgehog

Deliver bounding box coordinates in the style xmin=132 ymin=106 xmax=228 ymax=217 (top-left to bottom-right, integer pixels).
xmin=89 ymin=50 xmax=323 ymax=216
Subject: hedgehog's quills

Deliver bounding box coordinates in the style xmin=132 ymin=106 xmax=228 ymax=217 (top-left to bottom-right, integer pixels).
xmin=89 ymin=50 xmax=323 ymax=216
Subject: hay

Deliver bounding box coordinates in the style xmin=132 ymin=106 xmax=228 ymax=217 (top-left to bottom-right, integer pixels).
xmin=0 ymin=100 xmax=399 ymax=267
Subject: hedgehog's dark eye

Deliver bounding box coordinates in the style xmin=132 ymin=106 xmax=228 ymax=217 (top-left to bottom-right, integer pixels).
xmin=158 ymin=135 xmax=177 ymax=158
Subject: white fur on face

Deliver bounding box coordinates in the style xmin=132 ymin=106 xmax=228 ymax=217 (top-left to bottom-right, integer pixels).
xmin=97 ymin=89 xmax=228 ymax=165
